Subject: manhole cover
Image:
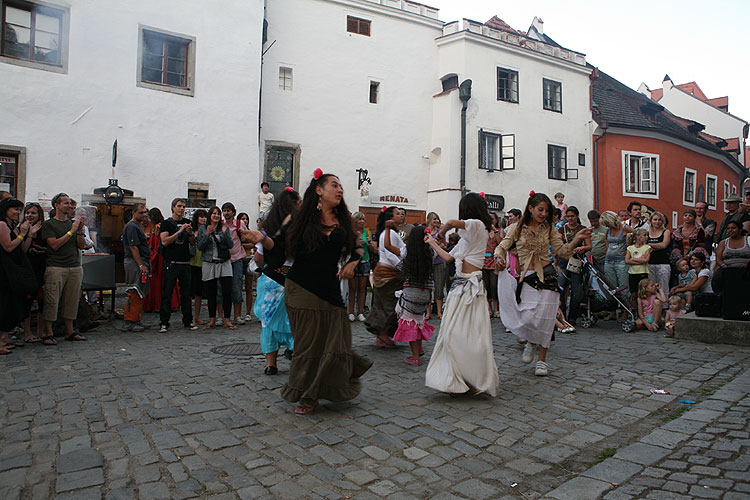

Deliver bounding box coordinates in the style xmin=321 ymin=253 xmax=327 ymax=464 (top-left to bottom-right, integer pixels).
xmin=211 ymin=343 xmax=263 ymax=356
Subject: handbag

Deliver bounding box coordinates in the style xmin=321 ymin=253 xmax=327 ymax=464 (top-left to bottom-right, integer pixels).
xmin=0 ymin=248 xmax=38 ymax=297
xmin=566 ymin=255 xmax=583 ymax=273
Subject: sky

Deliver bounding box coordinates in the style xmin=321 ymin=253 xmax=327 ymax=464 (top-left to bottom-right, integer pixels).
xmin=427 ymin=0 xmax=750 ymax=125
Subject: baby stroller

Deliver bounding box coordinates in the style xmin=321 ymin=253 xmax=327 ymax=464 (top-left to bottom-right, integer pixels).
xmin=578 ymin=255 xmax=637 ymax=332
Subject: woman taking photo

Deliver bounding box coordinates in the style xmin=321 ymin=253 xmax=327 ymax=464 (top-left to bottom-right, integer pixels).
xmin=196 ymin=207 xmax=235 ymax=330
xmin=671 ymin=209 xmax=707 ymax=262
xmin=647 ymin=212 xmax=672 ymax=292
xmin=347 ymin=211 xmax=373 ymax=322
xmin=0 ymin=197 xmax=40 ymax=353
xmin=426 ymin=212 xmax=446 ymax=320
xmin=557 ymin=206 xmax=591 ymax=328
xmin=712 ymin=220 xmax=750 ymax=293
xmin=496 ymin=192 xmax=591 ymax=376
xmin=364 ymin=206 xmax=406 ymax=348
xmin=281 ymin=170 xmax=372 ymax=415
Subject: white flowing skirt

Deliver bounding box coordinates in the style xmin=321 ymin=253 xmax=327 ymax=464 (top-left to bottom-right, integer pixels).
xmin=497 ymin=270 xmax=558 ymax=349
xmin=425 ymin=270 xmax=499 ymax=397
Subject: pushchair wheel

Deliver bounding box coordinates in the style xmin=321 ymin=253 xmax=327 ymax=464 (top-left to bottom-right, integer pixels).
xmin=622 ymin=319 xmax=635 ymax=333
xmin=580 ymin=316 xmax=593 ymax=328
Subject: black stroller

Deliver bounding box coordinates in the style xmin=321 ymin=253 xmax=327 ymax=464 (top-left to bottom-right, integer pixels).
xmin=578 ymin=255 xmax=637 ymax=332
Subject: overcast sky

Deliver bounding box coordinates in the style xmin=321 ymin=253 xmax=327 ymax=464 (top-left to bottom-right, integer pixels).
xmin=428 ymin=0 xmax=749 ymax=127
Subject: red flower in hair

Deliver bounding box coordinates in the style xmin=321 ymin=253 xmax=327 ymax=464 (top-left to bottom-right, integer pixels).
xmin=285 ymin=186 xmax=293 ymax=192
xmin=479 ymin=192 xmax=485 ymax=198
xmin=381 ymin=206 xmax=387 ymax=212
xmin=313 ymin=168 xmax=323 ymax=180
xmin=529 ymin=190 xmax=535 ymax=197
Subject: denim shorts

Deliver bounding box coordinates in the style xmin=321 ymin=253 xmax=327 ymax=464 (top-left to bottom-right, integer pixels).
xmin=354 ymin=260 xmax=371 ymax=277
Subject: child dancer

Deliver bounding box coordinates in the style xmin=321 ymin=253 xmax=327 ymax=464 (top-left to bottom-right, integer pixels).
xmin=425 ymin=193 xmax=499 ymax=396
xmin=636 ymin=278 xmax=666 ymax=332
xmin=664 ymin=295 xmax=685 ymax=338
xmin=393 ymin=225 xmax=435 ymax=366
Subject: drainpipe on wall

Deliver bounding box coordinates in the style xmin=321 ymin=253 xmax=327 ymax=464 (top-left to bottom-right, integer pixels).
xmin=593 ymin=121 xmax=608 ymax=211
xmin=459 ymin=79 xmax=472 ymax=197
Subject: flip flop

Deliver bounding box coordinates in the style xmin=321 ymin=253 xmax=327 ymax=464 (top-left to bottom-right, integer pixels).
xmin=0 ymin=347 xmax=10 ymax=355
xmin=41 ymin=336 xmax=57 ymax=345
xmin=204 ymin=323 xmax=216 ymax=330
xmin=294 ymin=403 xmax=318 ymax=415
xmin=25 ymin=337 xmax=43 ymax=343
xmin=225 ymin=324 xmax=238 ymax=331
xmin=373 ymin=339 xmax=396 ymax=349
xmin=65 ymin=334 xmax=87 ymax=341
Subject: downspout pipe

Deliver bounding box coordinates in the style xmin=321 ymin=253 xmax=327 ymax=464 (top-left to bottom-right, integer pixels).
xmin=593 ymin=122 xmax=608 ymax=211
xmin=459 ymin=79 xmax=472 ymax=197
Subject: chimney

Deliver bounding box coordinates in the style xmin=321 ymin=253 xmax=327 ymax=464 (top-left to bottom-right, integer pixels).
xmin=532 ymin=16 xmax=544 ymax=35
xmin=663 ymin=74 xmax=673 ymax=91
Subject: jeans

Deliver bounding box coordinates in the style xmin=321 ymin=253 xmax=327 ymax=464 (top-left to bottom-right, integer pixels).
xmin=558 ymin=265 xmax=583 ymax=322
xmin=160 ymin=262 xmax=192 ymax=327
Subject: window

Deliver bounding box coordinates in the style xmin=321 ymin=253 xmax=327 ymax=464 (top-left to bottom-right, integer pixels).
xmin=0 ymin=152 xmax=18 ymax=196
xmin=543 ymin=78 xmax=562 ymax=112
xmin=137 ymin=26 xmax=195 ymax=96
xmin=369 ymin=81 xmax=379 ymax=104
xmin=1 ymin=0 xmax=68 ymax=72
xmin=724 ymin=180 xmax=730 ymax=212
xmin=441 ymin=74 xmax=458 ymax=92
xmin=496 ymin=67 xmax=518 ymax=103
xmin=578 ymin=153 xmax=586 ymax=166
xmin=623 ymin=151 xmax=658 ymax=198
xmin=265 ymin=147 xmax=295 ymax=195
xmin=706 ymin=174 xmax=717 ymax=209
xmin=548 ymin=145 xmax=567 ymax=180
xmin=279 ymin=67 xmax=292 ymax=91
xmin=479 ymin=131 xmax=515 ymax=171
xmin=683 ymin=168 xmax=696 ymax=206
xmin=347 ymin=16 xmax=370 ymax=36
xmin=732 ymin=185 xmax=737 ymax=195
xmin=672 ymin=211 xmax=678 ymax=229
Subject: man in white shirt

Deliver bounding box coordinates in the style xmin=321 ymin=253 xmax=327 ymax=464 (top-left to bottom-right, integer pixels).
xmin=258 ymin=183 xmax=274 ymax=219
xmin=624 ymin=201 xmax=649 ymax=231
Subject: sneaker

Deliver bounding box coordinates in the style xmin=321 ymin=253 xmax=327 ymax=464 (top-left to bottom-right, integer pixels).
xmin=357 ymin=314 xmax=366 ymax=322
xmin=158 ymin=324 xmax=168 ymax=333
xmin=235 ymin=317 xmax=246 ymax=325
xmin=244 ymin=314 xmax=253 ymax=322
xmin=122 ymin=322 xmax=146 ymax=332
xmin=522 ymin=343 xmax=536 ymax=364
xmin=348 ymin=313 xmax=356 ymax=322
xmin=185 ymin=323 xmax=199 ymax=331
xmin=535 ymin=360 xmax=549 ymax=376
xmin=216 ymin=318 xmax=224 ymax=326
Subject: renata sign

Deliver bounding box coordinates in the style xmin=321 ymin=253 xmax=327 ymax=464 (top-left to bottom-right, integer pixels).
xmin=371 ymin=193 xmax=416 ymax=206
xmin=378 ymin=194 xmax=410 ymax=203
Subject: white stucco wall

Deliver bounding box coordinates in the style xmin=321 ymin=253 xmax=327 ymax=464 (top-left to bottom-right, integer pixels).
xmin=658 ymin=85 xmax=747 ymax=165
xmin=261 ymin=0 xmax=442 ymax=214
xmin=0 ymin=0 xmax=263 ymax=216
xmin=431 ymin=30 xmax=594 ymax=218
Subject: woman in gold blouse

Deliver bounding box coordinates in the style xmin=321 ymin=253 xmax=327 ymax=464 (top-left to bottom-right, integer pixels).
xmin=495 ymin=192 xmax=590 ymax=376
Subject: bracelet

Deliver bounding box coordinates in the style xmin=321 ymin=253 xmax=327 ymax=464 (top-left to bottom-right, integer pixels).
xmin=17 ymin=234 xmax=24 ymax=241
xmin=66 ymin=231 xmax=73 ymax=237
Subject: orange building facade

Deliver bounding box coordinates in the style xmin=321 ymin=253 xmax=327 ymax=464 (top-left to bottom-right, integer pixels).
xmin=595 ymin=132 xmax=743 ymax=227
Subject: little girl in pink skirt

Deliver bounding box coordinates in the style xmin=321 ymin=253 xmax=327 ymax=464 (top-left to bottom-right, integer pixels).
xmin=393 ymin=226 xmax=436 ymax=365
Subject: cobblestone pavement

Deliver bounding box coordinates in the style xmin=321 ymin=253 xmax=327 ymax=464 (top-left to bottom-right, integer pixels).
xmin=1 ymin=313 xmax=749 ymax=500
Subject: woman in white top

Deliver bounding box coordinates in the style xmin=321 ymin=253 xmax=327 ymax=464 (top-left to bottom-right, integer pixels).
xmin=425 ymin=193 xmax=499 ymax=397
xmin=364 ymin=207 xmax=406 ymax=348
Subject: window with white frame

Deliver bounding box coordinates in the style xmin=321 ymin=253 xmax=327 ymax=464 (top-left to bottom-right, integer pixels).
xmin=724 ymin=180 xmax=730 ymax=211
xmin=548 ymin=144 xmax=567 ymax=180
xmin=623 ymin=151 xmax=658 ymax=198
xmin=479 ymin=131 xmax=515 ymax=171
xmin=732 ymin=185 xmax=737 ymax=195
xmin=279 ymin=67 xmax=292 ymax=90
xmin=683 ymin=169 xmax=696 ymax=206
xmin=497 ymin=67 xmax=518 ymax=103
xmin=706 ymin=174 xmax=717 ymax=209
xmin=543 ymin=78 xmax=562 ymax=112
xmin=672 ymin=211 xmax=678 ymax=229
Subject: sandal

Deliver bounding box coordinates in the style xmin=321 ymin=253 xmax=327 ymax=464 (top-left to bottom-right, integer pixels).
xmin=225 ymin=324 xmax=238 ymax=331
xmin=294 ymin=403 xmax=318 ymax=415
xmin=41 ymin=336 xmax=57 ymax=345
xmin=25 ymin=336 xmax=42 ymax=343
xmin=0 ymin=347 xmax=10 ymax=355
xmin=204 ymin=322 xmax=216 ymax=330
xmin=65 ymin=334 xmax=87 ymax=341
xmin=373 ymin=339 xmax=396 ymax=349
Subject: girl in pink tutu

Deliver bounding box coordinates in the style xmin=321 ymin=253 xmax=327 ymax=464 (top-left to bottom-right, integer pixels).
xmin=393 ymin=225 xmax=435 ymax=366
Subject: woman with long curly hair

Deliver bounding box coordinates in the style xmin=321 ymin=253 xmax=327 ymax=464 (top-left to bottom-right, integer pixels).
xmin=279 ymin=171 xmax=372 ymax=415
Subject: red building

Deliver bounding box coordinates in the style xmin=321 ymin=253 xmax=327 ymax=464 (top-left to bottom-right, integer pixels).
xmin=591 ymin=70 xmax=746 ymax=227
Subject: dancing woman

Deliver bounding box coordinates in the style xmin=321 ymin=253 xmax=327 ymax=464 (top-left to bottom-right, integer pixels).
xmin=364 ymin=206 xmax=406 ymax=348
xmin=495 ymin=192 xmax=591 ymax=376
xmin=280 ymin=170 xmax=372 ymax=415
xmin=424 ymin=193 xmax=499 ymax=397
xmin=251 ymin=188 xmax=300 ymax=375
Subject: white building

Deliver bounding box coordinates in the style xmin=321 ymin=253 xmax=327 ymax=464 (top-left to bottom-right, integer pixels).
xmin=260 ymin=0 xmax=443 ymax=223
xmin=638 ymin=76 xmax=748 ymax=168
xmin=0 ymin=0 xmax=264 ymax=214
xmin=429 ymin=16 xmax=594 ymax=217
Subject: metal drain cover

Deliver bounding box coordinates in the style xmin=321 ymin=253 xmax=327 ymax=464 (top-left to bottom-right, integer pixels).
xmin=211 ymin=343 xmax=263 ymax=356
